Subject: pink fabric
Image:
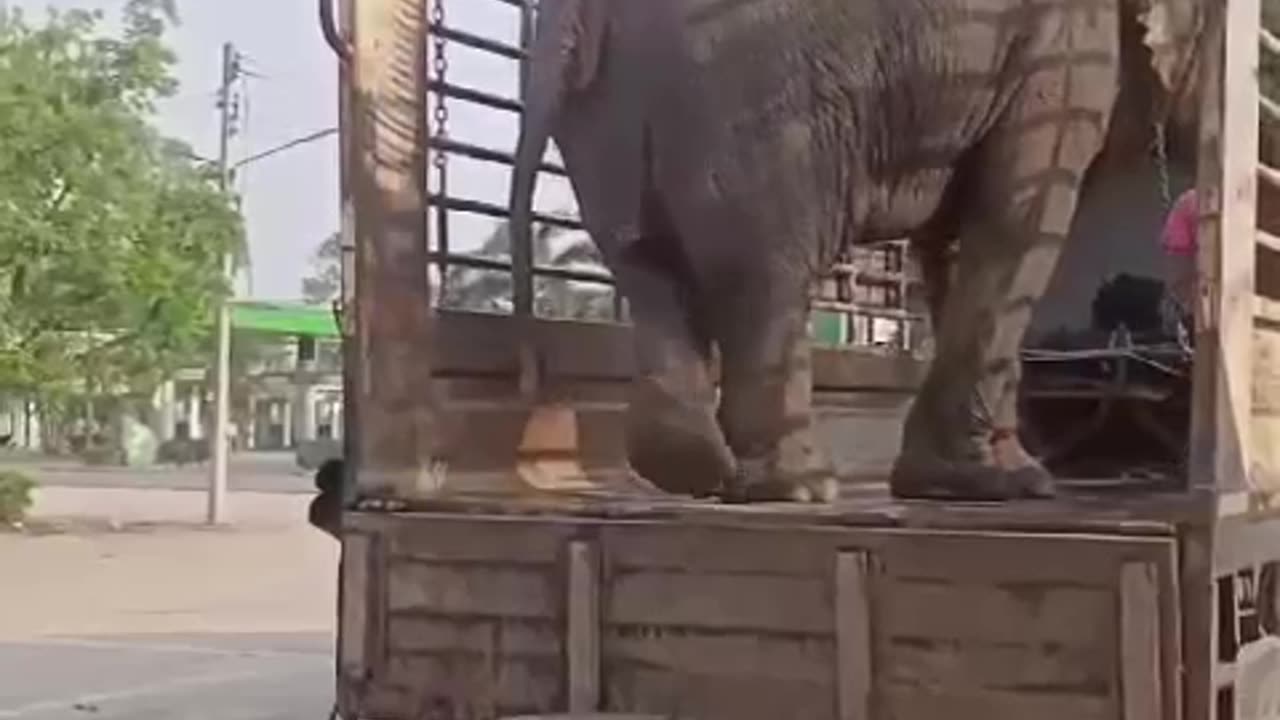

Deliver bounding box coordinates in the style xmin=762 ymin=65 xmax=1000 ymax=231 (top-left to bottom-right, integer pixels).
xmin=1160 ymin=189 xmax=1199 ymax=256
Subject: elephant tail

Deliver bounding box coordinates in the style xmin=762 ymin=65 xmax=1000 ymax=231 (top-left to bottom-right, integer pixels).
xmin=508 ymin=0 xmax=605 ymax=281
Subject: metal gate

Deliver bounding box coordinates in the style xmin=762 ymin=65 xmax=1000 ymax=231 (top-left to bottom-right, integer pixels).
xmin=417 ymin=0 xmax=927 ymax=352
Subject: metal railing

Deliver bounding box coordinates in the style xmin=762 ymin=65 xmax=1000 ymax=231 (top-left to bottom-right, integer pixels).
xmin=1256 ymin=12 xmax=1280 ymax=324
xmin=422 ymin=0 xmax=926 ymax=348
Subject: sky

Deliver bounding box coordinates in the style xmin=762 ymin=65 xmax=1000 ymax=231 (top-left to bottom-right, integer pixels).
xmin=12 ymin=0 xmax=579 ymax=300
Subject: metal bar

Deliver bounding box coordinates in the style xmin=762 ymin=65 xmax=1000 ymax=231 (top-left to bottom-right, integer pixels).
xmin=429 ymin=23 xmax=524 ymax=60
xmin=1261 ymin=27 xmax=1280 ymax=57
xmin=1260 ymin=228 xmax=1280 ymax=254
xmin=486 ymin=0 xmax=529 ymax=7
xmin=428 ymin=136 xmax=567 ymax=176
xmin=1261 ymin=91 xmax=1280 ymax=124
xmin=427 ymin=193 xmax=582 ymax=230
xmin=1258 ymin=161 xmax=1280 ymax=190
xmin=428 ymin=79 xmax=521 ymax=113
xmin=428 ymin=252 xmax=614 ymax=285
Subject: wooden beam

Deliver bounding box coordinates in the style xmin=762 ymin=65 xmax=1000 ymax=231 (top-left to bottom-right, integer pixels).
xmin=1119 ymin=562 xmax=1163 ymax=720
xmin=1190 ymin=0 xmax=1259 ymax=495
xmin=835 ymin=551 xmax=874 ymax=720
xmin=566 ymin=539 xmax=601 ymax=712
xmin=350 ymin=0 xmax=441 ymax=498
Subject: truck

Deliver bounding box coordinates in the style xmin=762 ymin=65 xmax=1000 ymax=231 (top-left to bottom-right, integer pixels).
xmin=316 ymin=0 xmax=1280 ymax=717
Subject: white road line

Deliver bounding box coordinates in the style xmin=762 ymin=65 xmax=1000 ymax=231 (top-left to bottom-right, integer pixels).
xmin=0 ymin=637 xmax=332 ymax=660
xmin=0 ymin=659 xmax=320 ymax=718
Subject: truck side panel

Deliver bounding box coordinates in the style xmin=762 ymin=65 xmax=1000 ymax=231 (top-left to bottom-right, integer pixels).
xmin=338 ymin=513 xmax=1180 ymax=720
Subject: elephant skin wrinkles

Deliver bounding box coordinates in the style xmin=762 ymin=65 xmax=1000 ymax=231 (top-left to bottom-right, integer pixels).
xmin=508 ymin=0 xmax=1203 ymax=503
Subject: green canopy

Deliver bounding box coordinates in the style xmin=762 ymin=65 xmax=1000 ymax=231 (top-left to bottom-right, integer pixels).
xmin=230 ymin=300 xmax=339 ymax=338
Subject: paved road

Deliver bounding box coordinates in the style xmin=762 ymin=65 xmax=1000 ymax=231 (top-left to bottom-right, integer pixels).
xmin=0 ymin=633 xmax=335 ymax=720
xmin=0 ymin=452 xmax=315 ymax=495
xmin=0 ymin=498 xmax=340 ymax=719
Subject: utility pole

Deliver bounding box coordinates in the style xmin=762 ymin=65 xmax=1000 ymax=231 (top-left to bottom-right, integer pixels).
xmin=209 ymin=42 xmax=240 ymax=525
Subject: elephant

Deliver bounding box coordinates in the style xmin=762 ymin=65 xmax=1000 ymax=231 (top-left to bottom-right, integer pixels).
xmin=507 ymin=0 xmax=1205 ymax=503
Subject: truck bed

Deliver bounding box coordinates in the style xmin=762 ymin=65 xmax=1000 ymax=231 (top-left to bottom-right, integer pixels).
xmin=337 ymin=483 xmax=1209 ymax=720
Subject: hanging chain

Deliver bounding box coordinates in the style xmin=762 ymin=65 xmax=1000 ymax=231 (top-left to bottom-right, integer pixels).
xmin=1151 ymin=120 xmax=1173 ymax=210
xmin=1151 ymin=119 xmax=1193 ymax=345
xmin=430 ymin=0 xmax=451 ymax=297
xmin=431 ymin=0 xmax=449 ymax=170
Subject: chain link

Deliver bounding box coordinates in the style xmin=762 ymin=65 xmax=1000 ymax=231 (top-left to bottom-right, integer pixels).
xmin=1151 ymin=120 xmax=1173 ymax=210
xmin=431 ymin=0 xmax=449 ymax=172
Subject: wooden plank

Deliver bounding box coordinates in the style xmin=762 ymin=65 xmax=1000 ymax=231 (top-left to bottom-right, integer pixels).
xmin=1189 ymin=0 xmax=1258 ymax=495
xmin=883 ymin=639 xmax=1111 ymax=696
xmin=875 ymin=529 xmax=1176 ymax=586
xmin=566 ymin=540 xmax=601 ymax=713
xmin=1120 ymin=562 xmax=1163 ymax=720
xmin=835 ymin=552 xmax=873 ymax=720
xmin=608 ymin=571 xmax=831 ymax=634
xmin=605 ymin=525 xmax=1177 ymax=584
xmin=604 ymin=665 xmax=833 ymax=720
xmin=384 ymin=654 xmax=561 ymax=716
xmin=384 ymin=514 xmax=572 ymax=565
xmin=387 ymin=562 xmax=558 ymax=618
xmin=350 ymin=0 xmax=440 ymax=498
xmin=604 ymin=629 xmax=834 ymax=683
xmin=339 ymin=533 xmax=371 ymax=677
xmin=430 ymin=309 xmax=927 ymax=392
xmin=878 ymin=687 xmax=1111 ymax=720
xmin=386 ymin=615 xmax=562 ymax=659
xmin=879 ymin=580 xmax=1115 ymax=648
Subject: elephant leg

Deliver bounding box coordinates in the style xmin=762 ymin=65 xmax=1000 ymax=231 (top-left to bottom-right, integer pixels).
xmin=711 ymin=267 xmax=837 ymax=504
xmin=910 ymin=232 xmax=957 ymax=336
xmin=609 ymin=229 xmax=736 ymax=497
xmin=892 ymin=53 xmax=1116 ymax=501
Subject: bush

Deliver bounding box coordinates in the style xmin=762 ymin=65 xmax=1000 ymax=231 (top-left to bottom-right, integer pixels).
xmin=0 ymin=471 xmax=36 ymax=525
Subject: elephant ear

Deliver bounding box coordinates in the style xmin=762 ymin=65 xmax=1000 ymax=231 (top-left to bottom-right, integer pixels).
xmin=1137 ymin=0 xmax=1205 ymax=97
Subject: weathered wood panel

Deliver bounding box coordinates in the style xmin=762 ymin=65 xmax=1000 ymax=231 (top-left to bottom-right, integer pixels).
xmin=1251 ymin=324 xmax=1280 ymax=494
xmin=1190 ymin=0 xmax=1258 ymax=496
xmin=349 ymin=0 xmax=441 ymax=499
xmin=342 ymin=512 xmax=1181 ymax=720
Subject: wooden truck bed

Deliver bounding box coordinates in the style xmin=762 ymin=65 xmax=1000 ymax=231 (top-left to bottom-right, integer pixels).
xmin=336 ymin=486 xmax=1220 ymax=720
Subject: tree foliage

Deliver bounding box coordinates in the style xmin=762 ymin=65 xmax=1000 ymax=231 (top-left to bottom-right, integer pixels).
xmin=0 ymin=1 xmax=242 ymax=398
xmin=439 ymin=216 xmax=614 ymax=321
xmin=301 ymin=232 xmax=341 ymax=305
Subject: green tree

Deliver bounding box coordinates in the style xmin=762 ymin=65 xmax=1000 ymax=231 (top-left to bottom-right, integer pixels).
xmin=439 ymin=216 xmax=614 ymax=320
xmin=301 ymin=232 xmax=342 ymax=305
xmin=0 ymin=1 xmax=242 ymax=403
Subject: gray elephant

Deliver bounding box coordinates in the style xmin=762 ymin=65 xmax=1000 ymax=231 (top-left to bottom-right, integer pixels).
xmin=508 ymin=0 xmax=1203 ymax=502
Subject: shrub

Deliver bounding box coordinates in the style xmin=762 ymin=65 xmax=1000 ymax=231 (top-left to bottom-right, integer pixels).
xmin=0 ymin=471 xmax=36 ymax=525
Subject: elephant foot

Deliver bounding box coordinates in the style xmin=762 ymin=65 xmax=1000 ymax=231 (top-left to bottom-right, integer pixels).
xmin=720 ymin=448 xmax=840 ymax=505
xmin=626 ymin=379 xmax=734 ymax=497
xmin=890 ymin=431 xmax=1055 ymax=502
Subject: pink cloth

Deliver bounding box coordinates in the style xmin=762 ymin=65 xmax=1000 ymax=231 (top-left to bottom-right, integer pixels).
xmin=1160 ymin=189 xmax=1198 ymax=256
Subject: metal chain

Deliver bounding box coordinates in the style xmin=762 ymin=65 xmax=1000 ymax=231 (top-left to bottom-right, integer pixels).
xmin=1151 ymin=120 xmax=1173 ymax=210
xmin=431 ymin=0 xmax=449 ymax=169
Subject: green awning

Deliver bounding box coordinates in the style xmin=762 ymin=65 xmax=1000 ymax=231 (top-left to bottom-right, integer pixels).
xmin=230 ymin=301 xmax=339 ymax=338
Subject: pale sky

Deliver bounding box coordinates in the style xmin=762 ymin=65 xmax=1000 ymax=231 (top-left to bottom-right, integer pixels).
xmin=13 ymin=0 xmax=579 ymax=300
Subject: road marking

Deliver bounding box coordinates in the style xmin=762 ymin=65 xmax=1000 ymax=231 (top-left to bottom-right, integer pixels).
xmin=0 ymin=637 xmax=332 ymax=660
xmin=0 ymin=658 xmax=323 ymax=717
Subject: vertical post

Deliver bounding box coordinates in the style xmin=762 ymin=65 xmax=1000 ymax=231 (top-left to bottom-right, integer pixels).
xmin=566 ymin=540 xmax=601 ymax=712
xmin=514 ymin=0 xmax=539 ymax=398
xmin=350 ymin=0 xmax=440 ymax=498
xmin=208 ymin=41 xmax=237 ymax=525
xmin=1191 ymin=0 xmax=1259 ymax=494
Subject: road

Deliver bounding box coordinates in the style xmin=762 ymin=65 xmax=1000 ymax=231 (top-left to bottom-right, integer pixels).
xmin=0 ymin=480 xmax=340 ymax=719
